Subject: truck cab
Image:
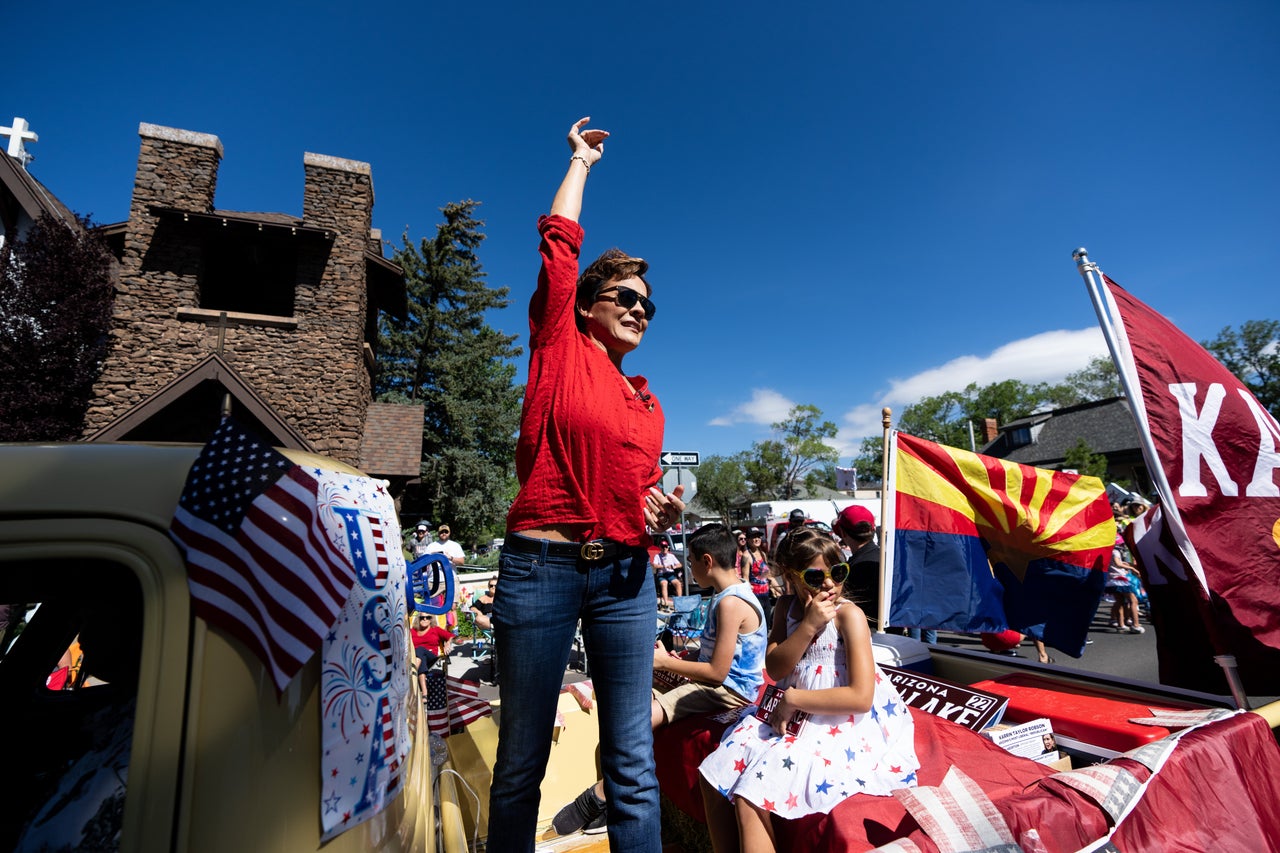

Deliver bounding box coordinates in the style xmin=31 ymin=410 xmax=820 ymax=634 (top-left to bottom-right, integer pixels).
xmin=0 ymin=443 xmax=431 ymax=852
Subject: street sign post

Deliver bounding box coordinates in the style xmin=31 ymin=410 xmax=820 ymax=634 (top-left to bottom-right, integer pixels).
xmin=660 ymin=451 xmax=699 ymax=591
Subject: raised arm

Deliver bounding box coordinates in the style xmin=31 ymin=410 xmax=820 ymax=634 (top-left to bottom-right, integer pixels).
xmin=549 ymin=117 xmax=609 ymax=222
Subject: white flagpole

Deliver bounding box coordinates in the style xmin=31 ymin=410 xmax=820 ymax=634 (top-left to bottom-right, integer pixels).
xmin=1073 ymin=248 xmax=1210 ymax=595
xmin=877 ymin=408 xmax=895 ymax=633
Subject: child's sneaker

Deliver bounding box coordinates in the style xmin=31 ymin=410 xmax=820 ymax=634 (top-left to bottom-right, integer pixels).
xmin=552 ymin=785 xmax=606 ymax=836
xmin=1127 ymin=625 xmax=1146 ymax=634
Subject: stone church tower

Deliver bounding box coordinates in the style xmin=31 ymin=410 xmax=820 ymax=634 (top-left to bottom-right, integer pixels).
xmin=84 ymin=123 xmax=421 ymax=487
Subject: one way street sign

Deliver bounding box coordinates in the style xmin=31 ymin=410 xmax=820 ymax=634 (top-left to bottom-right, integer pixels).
xmin=661 ymin=451 xmax=699 ymax=467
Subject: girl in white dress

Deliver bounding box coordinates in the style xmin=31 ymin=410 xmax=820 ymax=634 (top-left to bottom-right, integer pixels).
xmin=699 ymin=528 xmax=919 ymax=851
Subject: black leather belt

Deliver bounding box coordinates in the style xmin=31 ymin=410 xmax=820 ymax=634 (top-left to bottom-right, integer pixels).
xmin=506 ymin=535 xmax=623 ymax=562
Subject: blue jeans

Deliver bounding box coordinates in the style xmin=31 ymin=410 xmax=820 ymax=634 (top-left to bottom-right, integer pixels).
xmin=487 ymin=535 xmax=661 ymax=853
xmin=906 ymin=627 xmax=938 ymax=644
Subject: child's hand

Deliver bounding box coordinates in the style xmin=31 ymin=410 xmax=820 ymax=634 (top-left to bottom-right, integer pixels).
xmin=769 ymin=687 xmax=797 ymax=732
xmin=802 ymin=588 xmax=840 ymax=633
xmin=653 ymin=646 xmax=672 ymax=669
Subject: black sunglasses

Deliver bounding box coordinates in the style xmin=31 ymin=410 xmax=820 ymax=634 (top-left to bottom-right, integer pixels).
xmin=789 ymin=562 xmax=850 ymax=591
xmin=595 ymin=286 xmax=656 ymax=320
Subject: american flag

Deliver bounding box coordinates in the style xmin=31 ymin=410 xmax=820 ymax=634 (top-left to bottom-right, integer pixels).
xmin=170 ymin=419 xmax=357 ymax=693
xmin=424 ymin=671 xmax=493 ymax=737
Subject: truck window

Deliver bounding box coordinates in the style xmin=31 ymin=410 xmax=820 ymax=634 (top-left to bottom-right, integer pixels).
xmin=0 ymin=559 xmax=143 ymax=852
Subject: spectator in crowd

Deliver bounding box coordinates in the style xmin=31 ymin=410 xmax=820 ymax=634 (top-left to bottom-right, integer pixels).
xmin=772 ymin=508 xmax=808 ymax=554
xmin=652 ymin=539 xmax=683 ymax=608
xmin=411 ymin=614 xmax=454 ymax=693
xmin=427 ymin=524 xmax=466 ymax=567
xmin=470 ymin=578 xmax=497 ymax=632
xmin=833 ymin=505 xmax=882 ymax=628
xmin=733 ymin=530 xmax=750 ymax=582
xmin=1107 ymin=535 xmax=1145 ymax=634
xmin=740 ymin=527 xmax=778 ymax=626
xmin=407 ymin=523 xmax=432 ymax=560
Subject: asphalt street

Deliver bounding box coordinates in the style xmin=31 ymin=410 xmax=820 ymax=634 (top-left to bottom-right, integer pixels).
xmin=933 ymin=599 xmax=1278 ymax=708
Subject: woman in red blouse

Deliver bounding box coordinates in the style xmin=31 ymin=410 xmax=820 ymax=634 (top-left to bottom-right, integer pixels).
xmin=486 ymin=118 xmax=683 ymax=853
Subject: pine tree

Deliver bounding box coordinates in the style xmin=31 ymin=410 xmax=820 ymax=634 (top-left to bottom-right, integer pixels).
xmin=376 ymin=201 xmax=523 ymax=545
xmin=0 ymin=213 xmax=115 ymax=440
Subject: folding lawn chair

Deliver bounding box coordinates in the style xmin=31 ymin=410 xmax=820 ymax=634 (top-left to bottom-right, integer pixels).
xmin=667 ymin=595 xmax=708 ymax=651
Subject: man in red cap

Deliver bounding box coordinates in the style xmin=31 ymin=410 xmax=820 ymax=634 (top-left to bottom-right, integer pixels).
xmin=832 ymin=505 xmax=881 ymax=627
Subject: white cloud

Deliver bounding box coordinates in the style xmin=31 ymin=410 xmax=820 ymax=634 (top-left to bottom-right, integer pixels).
xmin=833 ymin=327 xmax=1109 ymax=454
xmin=709 ymin=388 xmax=797 ymax=427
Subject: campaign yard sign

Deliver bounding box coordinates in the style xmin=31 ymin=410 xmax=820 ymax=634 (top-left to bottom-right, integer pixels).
xmin=881 ymin=665 xmax=1008 ymax=732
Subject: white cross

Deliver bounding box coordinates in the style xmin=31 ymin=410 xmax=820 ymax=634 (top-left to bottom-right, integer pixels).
xmin=1 ymin=117 xmax=38 ymax=164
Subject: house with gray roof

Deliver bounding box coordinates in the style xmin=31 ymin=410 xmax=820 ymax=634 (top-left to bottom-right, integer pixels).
xmin=980 ymin=396 xmax=1152 ymax=494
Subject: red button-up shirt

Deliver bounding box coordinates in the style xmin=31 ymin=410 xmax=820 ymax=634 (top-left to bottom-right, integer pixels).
xmin=505 ymin=215 xmax=664 ymax=546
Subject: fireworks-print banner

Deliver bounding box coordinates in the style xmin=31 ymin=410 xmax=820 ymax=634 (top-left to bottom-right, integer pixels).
xmin=315 ymin=470 xmax=412 ymax=841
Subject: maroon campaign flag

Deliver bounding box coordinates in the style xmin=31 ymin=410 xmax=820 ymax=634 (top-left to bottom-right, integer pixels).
xmin=170 ymin=419 xmax=357 ymax=694
xmin=1093 ymin=271 xmax=1280 ymax=693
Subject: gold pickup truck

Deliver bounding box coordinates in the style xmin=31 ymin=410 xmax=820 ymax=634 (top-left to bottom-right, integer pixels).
xmin=0 ymin=443 xmax=432 ymax=852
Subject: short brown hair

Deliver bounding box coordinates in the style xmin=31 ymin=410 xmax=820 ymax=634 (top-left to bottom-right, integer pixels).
xmin=575 ymin=249 xmax=650 ymax=328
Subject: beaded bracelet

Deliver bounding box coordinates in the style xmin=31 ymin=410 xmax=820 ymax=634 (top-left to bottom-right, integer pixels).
xmin=570 ymin=154 xmax=591 ymax=173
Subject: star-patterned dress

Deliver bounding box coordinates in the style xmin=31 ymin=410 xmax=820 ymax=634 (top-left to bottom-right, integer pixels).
xmin=698 ymin=600 xmax=919 ymax=818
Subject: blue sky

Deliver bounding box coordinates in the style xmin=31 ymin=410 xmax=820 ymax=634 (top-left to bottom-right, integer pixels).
xmin=10 ymin=1 xmax=1279 ymax=470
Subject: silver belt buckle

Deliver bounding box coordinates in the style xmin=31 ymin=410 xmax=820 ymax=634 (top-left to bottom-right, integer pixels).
xmin=580 ymin=541 xmax=606 ymax=561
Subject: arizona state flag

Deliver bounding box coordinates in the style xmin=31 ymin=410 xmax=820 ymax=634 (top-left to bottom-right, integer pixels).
xmin=883 ymin=432 xmax=1115 ymax=657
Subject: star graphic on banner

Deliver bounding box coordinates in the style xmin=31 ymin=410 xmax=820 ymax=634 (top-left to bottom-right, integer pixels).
xmin=828 ymin=725 xmax=842 ymax=737
xmin=782 ymin=757 xmax=794 ymax=770
xmin=814 ymin=779 xmax=832 ymax=795
xmin=763 ymin=799 xmax=776 ymax=812
xmin=786 ymin=793 xmax=799 ymax=809
xmin=323 ymin=792 xmax=341 ymax=814
xmin=870 ymin=706 xmax=880 ymax=722
xmin=882 ymin=700 xmax=898 ymax=717
xmin=734 ymin=758 xmax=748 ymax=773
xmin=845 ymin=747 xmax=857 ymax=761
xmin=331 ymin=767 xmax=339 ymax=778
xmin=756 ymin=771 xmax=764 ymax=780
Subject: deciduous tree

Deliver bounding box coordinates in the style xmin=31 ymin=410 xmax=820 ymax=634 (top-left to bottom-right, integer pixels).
xmin=743 ymin=440 xmax=786 ymax=500
xmin=694 ymin=453 xmax=749 ymax=527
xmin=1202 ymin=320 xmax=1279 ymax=415
xmin=0 ymin=213 xmax=114 ymax=441
xmin=1063 ymin=438 xmax=1109 ymax=480
xmin=748 ymin=405 xmax=839 ymax=500
xmin=1059 ymin=355 xmax=1122 ymax=404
